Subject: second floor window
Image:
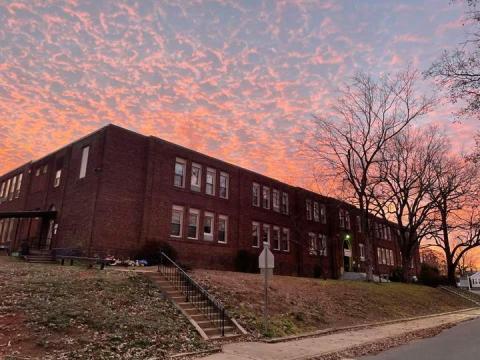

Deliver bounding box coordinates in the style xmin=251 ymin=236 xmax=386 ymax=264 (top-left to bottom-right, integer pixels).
xmin=252 ymin=183 xmax=260 ymax=206
xmin=79 ymin=146 xmax=89 ymax=179
xmin=0 ymin=182 xmax=5 ymax=200
xmin=313 ymin=202 xmax=320 ymax=222
xmin=282 ymin=192 xmax=289 ymax=214
xmin=306 ymin=199 xmax=312 ymax=221
xmin=356 ymin=215 xmax=362 ymax=233
xmin=262 ymin=187 xmax=270 ymax=209
xmin=206 ymin=168 xmax=216 ymax=195
xmin=219 ymin=172 xmax=229 ymax=199
xmin=345 ymin=211 xmax=351 ymax=230
xmin=15 ymin=174 xmax=22 ymax=198
xmin=9 ymin=176 xmax=16 ymax=201
xmin=174 ymin=158 xmax=186 ymax=188
xmin=339 ymin=209 xmax=345 ymax=228
xmin=191 ymin=163 xmax=202 ymax=191
xmin=273 ymin=189 xmax=280 ymax=212
xmin=54 ymin=170 xmax=62 ymax=188
xmin=320 ymin=204 xmax=326 ymax=224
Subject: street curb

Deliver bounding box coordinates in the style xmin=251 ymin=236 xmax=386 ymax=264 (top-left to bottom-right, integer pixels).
xmin=263 ymin=306 xmax=480 ymax=344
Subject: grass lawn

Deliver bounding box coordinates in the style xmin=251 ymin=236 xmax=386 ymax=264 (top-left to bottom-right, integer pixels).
xmin=0 ymin=256 xmax=212 ymax=359
xmin=192 ymin=269 xmax=476 ymax=338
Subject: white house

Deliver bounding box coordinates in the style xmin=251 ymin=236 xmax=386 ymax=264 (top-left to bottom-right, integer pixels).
xmin=469 ymin=272 xmax=480 ymax=288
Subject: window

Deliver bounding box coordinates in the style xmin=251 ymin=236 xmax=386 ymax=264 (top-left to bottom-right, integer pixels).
xmin=320 ymin=204 xmax=326 ymax=224
xmin=15 ymin=174 xmax=22 ymax=198
xmin=171 ymin=206 xmax=184 ymax=237
xmin=273 ymin=189 xmax=280 ymax=212
xmin=218 ymin=215 xmax=228 ymax=243
xmin=9 ymin=176 xmax=16 ymax=201
xmin=0 ymin=182 xmax=4 ymax=202
xmin=43 ymin=164 xmax=48 ymax=174
xmin=306 ymin=199 xmax=312 ymax=220
xmin=281 ymin=228 xmax=290 ymax=252
xmin=356 ymin=216 xmax=362 ymax=233
xmin=206 ymin=168 xmax=216 ymax=195
xmin=54 ymin=170 xmax=62 ymax=188
xmin=191 ymin=163 xmax=202 ymax=191
xmin=377 ymin=248 xmax=381 ymax=264
xmin=35 ymin=168 xmax=40 ymax=176
xmin=359 ymin=243 xmax=365 ymax=261
xmin=79 ymin=146 xmax=89 ymax=179
xmin=281 ymin=192 xmax=289 ymax=214
xmin=252 ymin=222 xmax=260 ymax=247
xmin=345 ymin=211 xmax=351 ymax=230
xmin=204 ymin=212 xmax=214 ymax=240
xmin=339 ymin=209 xmax=345 ymax=228
xmin=4 ymin=179 xmax=11 ymax=202
xmin=313 ymin=202 xmax=320 ymax=222
xmin=252 ymin=183 xmax=260 ymax=207
xmin=309 ymin=232 xmax=317 ymax=255
xmin=319 ymin=234 xmax=327 ymax=256
xmin=272 ymin=226 xmax=281 ymax=250
xmin=262 ymin=187 xmax=270 ymax=209
xmin=386 ymin=227 xmax=391 ymax=241
xmin=187 ymin=209 xmax=199 ymax=239
xmin=219 ymin=172 xmax=229 ymax=199
xmin=262 ymin=224 xmax=271 ymax=245
xmin=174 ymin=158 xmax=186 ymax=188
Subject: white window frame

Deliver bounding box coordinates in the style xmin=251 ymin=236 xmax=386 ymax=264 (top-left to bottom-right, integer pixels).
xmin=313 ymin=202 xmax=320 ymax=222
xmin=191 ymin=163 xmax=202 ymax=192
xmin=282 ymin=192 xmax=289 ymax=215
xmin=273 ymin=189 xmax=280 ymax=212
xmin=320 ymin=204 xmax=326 ymax=224
xmin=187 ymin=208 xmax=200 ymax=240
xmin=54 ymin=170 xmax=62 ymax=188
xmin=219 ymin=172 xmax=229 ymax=199
xmin=345 ymin=211 xmax=351 ymax=230
xmin=0 ymin=182 xmax=5 ymax=200
xmin=272 ymin=226 xmax=281 ymax=250
xmin=79 ymin=146 xmax=90 ymax=179
xmin=306 ymin=199 xmax=312 ymax=221
xmin=206 ymin=168 xmax=216 ymax=196
xmin=252 ymin=183 xmax=260 ymax=207
xmin=9 ymin=176 xmax=16 ymax=201
xmin=308 ymin=232 xmax=317 ymax=255
xmin=252 ymin=222 xmax=260 ymax=248
xmin=262 ymin=186 xmax=270 ymax=209
xmin=339 ymin=209 xmax=345 ymax=228
xmin=174 ymin=157 xmax=187 ymax=188
xmin=15 ymin=173 xmax=22 ymax=198
xmin=218 ymin=215 xmax=228 ymax=243
xmin=170 ymin=205 xmax=184 ymax=238
xmin=203 ymin=211 xmax=214 ymax=240
xmin=319 ymin=234 xmax=327 ymax=256
xmin=282 ymin=228 xmax=290 ymax=252
xmin=4 ymin=179 xmax=11 ymax=201
xmin=359 ymin=243 xmax=365 ymax=261
xmin=262 ymin=224 xmax=271 ymax=245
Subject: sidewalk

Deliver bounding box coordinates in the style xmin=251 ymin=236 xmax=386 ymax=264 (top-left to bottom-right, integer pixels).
xmin=201 ymin=308 xmax=480 ymax=360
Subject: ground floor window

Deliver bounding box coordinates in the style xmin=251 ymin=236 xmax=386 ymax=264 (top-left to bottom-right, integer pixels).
xmin=272 ymin=226 xmax=281 ymax=250
xmin=252 ymin=222 xmax=260 ymax=247
xmin=281 ymin=228 xmax=290 ymax=252
xmin=187 ymin=209 xmax=199 ymax=239
xmin=218 ymin=215 xmax=228 ymax=243
xmin=171 ymin=206 xmax=184 ymax=237
xmin=204 ymin=212 xmax=214 ymax=241
xmin=359 ymin=243 xmax=365 ymax=261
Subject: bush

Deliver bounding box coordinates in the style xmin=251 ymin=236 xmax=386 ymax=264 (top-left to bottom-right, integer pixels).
xmin=234 ymin=250 xmax=257 ymax=273
xmin=419 ymin=263 xmax=444 ymax=287
xmin=389 ymin=267 xmax=404 ymax=282
xmin=313 ymin=265 xmax=323 ymax=278
xmin=136 ymin=242 xmax=178 ymax=266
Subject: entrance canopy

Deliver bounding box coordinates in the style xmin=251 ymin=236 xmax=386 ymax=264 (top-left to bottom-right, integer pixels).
xmin=0 ymin=210 xmax=57 ymax=219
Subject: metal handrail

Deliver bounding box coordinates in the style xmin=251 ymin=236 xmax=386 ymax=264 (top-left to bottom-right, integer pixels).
xmin=159 ymin=252 xmax=227 ymax=336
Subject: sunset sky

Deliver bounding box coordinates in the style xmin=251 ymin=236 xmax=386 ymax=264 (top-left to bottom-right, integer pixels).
xmin=0 ymin=0 xmax=479 ymax=192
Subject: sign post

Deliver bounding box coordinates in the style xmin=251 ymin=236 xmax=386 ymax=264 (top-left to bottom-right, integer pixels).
xmin=259 ymin=242 xmax=274 ymax=334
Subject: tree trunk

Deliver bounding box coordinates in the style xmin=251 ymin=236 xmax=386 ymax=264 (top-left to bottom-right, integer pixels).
xmin=402 ymin=256 xmax=411 ymax=283
xmin=447 ymin=263 xmax=457 ymax=287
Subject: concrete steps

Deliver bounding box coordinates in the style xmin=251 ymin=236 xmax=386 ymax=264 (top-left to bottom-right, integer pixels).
xmin=24 ymin=252 xmax=56 ymax=264
xmin=145 ymin=271 xmax=242 ymax=340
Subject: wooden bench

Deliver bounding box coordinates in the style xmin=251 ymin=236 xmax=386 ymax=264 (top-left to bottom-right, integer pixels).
xmin=56 ymin=256 xmax=109 ymax=270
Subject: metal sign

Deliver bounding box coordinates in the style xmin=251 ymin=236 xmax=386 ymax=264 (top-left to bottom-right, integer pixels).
xmin=259 ymin=244 xmax=275 ymax=269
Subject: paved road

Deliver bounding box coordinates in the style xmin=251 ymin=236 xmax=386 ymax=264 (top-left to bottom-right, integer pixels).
xmin=360 ymin=317 xmax=480 ymax=360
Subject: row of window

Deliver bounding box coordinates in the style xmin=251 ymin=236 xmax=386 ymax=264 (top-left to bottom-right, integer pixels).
xmin=377 ymin=247 xmax=395 ymax=266
xmin=0 ymin=173 xmax=23 ymax=203
xmin=373 ymin=222 xmax=394 ymax=241
xmin=171 ymin=205 xmax=228 ymax=243
xmin=308 ymin=233 xmax=328 ymax=256
xmin=252 ymin=222 xmax=290 ymax=251
xmin=252 ymin=183 xmax=289 ymax=214
xmin=175 ymin=158 xmax=229 ymax=199
xmin=306 ymin=200 xmax=327 ymax=224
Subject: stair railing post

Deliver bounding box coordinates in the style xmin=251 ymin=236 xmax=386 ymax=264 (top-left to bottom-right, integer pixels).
xmin=221 ymin=308 xmax=225 ymax=336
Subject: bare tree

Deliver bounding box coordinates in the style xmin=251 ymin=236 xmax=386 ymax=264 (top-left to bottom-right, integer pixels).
xmin=420 ymin=248 xmax=446 ymax=273
xmin=427 ymin=154 xmax=480 ymax=286
xmin=307 ymin=68 xmax=436 ymax=280
xmin=372 ymin=126 xmax=447 ymax=281
xmin=426 ymin=0 xmax=480 ymax=120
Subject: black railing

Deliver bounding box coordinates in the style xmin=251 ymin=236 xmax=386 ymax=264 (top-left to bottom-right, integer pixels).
xmin=159 ymin=252 xmax=228 ymax=336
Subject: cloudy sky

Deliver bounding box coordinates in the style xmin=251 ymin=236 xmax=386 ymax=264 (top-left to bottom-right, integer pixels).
xmin=0 ymin=0 xmax=478 ymax=191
